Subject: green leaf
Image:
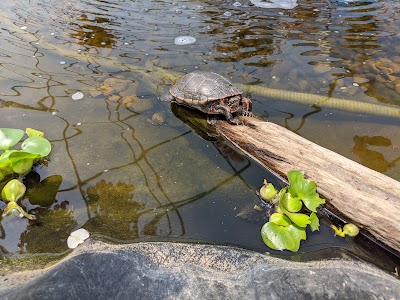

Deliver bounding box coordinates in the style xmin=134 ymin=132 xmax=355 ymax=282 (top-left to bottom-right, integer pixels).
xmin=21 ymin=136 xmax=51 ymax=157
xmin=0 ymin=150 xmax=15 ymax=174
xmin=309 ymin=212 xmax=320 ymax=232
xmin=8 ymin=151 xmax=40 ymax=174
xmin=26 ymin=128 xmax=44 ymax=138
xmin=2 ymin=201 xmax=36 ymax=220
xmin=1 ymin=179 xmax=26 ymax=202
xmin=278 ymin=193 xmax=310 ymax=227
xmin=261 ymin=222 xmax=306 ymax=252
xmin=287 ymin=170 xmax=325 ymax=212
xmin=269 ymin=213 xmax=291 ymax=227
xmin=343 ymin=223 xmax=359 ymax=237
xmin=0 ymin=128 xmax=24 ymax=150
xmin=8 ymin=151 xmax=41 ymax=163
xmin=12 ymin=159 xmax=34 ymax=174
xmin=281 ymin=192 xmax=302 ymax=212
xmin=260 ymin=180 xmax=278 ymax=201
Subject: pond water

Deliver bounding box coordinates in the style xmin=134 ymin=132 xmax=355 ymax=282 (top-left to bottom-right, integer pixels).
xmin=0 ymin=0 xmax=399 ymax=273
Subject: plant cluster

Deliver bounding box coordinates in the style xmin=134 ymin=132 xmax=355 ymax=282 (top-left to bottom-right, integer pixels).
xmin=260 ymin=170 xmax=326 ymax=252
xmin=0 ymin=128 xmax=51 ymax=220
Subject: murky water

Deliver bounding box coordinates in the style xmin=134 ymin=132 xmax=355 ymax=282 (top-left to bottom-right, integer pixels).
xmin=0 ymin=0 xmax=399 ymax=272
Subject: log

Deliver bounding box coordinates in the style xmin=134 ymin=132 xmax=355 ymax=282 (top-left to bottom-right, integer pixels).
xmin=216 ymin=117 xmax=400 ymax=253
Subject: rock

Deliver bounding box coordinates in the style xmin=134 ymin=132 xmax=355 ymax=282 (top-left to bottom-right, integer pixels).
xmin=313 ymin=65 xmax=331 ymax=74
xmin=395 ymin=82 xmax=400 ymax=94
xmin=0 ymin=241 xmax=399 ymax=300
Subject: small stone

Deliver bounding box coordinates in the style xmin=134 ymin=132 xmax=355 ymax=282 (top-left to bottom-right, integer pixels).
xmin=174 ymin=36 xmax=196 ymax=45
xmin=71 ymin=92 xmax=84 ymax=100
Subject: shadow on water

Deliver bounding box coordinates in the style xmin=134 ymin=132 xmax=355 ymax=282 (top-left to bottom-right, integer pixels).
xmin=0 ymin=0 xmax=399 ymax=276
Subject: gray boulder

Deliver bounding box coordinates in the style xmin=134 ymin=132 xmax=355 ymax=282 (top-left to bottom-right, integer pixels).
xmin=0 ymin=240 xmax=398 ymax=299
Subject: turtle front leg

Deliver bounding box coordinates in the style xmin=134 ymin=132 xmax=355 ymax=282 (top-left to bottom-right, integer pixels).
xmin=238 ymin=97 xmax=253 ymax=117
xmin=213 ymin=104 xmax=241 ymax=125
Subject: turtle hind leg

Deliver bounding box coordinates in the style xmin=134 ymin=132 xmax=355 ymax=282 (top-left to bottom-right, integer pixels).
xmin=213 ymin=104 xmax=241 ymax=125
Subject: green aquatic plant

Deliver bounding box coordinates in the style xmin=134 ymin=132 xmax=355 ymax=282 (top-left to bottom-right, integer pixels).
xmin=0 ymin=128 xmax=52 ymax=220
xmin=331 ymin=223 xmax=360 ymax=237
xmin=260 ymin=170 xmax=326 ymax=252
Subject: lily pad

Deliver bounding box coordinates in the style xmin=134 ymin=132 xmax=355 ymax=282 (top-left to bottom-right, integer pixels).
xmin=0 ymin=128 xmax=24 ymax=150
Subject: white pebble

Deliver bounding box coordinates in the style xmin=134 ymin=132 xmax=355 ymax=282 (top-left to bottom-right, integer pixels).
xmin=71 ymin=92 xmax=84 ymax=100
xmin=67 ymin=228 xmax=90 ymax=249
xmin=20 ymin=26 xmax=27 ymax=30
xmin=174 ymin=36 xmax=196 ymax=45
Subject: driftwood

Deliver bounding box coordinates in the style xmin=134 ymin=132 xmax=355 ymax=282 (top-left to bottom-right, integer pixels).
xmin=216 ymin=117 xmax=400 ymax=253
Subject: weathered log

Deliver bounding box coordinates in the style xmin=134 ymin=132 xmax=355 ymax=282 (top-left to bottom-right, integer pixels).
xmin=216 ymin=117 xmax=400 ymax=253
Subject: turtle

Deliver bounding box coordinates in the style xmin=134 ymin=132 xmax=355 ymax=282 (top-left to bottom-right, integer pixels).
xmin=161 ymin=71 xmax=252 ymax=124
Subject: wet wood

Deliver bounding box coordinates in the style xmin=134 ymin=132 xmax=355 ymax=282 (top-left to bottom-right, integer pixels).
xmin=216 ymin=117 xmax=400 ymax=253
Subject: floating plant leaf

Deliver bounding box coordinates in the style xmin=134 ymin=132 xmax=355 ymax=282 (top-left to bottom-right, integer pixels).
xmin=0 ymin=150 xmax=15 ymax=176
xmin=331 ymin=225 xmax=346 ymax=237
xmin=1 ymin=179 xmax=26 ymax=202
xmin=281 ymin=192 xmax=302 ymax=212
xmin=260 ymin=179 xmax=278 ymax=201
xmin=0 ymin=128 xmax=24 ymax=150
xmin=269 ymin=213 xmax=291 ymax=227
xmin=343 ymin=223 xmax=360 ymax=237
xmin=12 ymin=159 xmax=34 ymax=174
xmin=9 ymin=151 xmax=40 ymax=174
xmin=26 ymin=128 xmax=44 ymax=138
xmin=287 ymin=170 xmax=325 ymax=212
xmin=2 ymin=201 xmax=36 ymax=220
xmin=309 ymin=212 xmax=320 ymax=232
xmin=278 ymin=192 xmax=310 ymax=228
xmin=8 ymin=151 xmax=41 ymax=163
xmin=67 ymin=228 xmax=90 ymax=249
xmin=21 ymin=136 xmax=51 ymax=157
xmin=261 ymin=221 xmax=306 ymax=252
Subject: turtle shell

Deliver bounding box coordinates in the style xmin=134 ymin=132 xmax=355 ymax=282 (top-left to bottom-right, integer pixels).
xmin=170 ymin=72 xmax=243 ymax=112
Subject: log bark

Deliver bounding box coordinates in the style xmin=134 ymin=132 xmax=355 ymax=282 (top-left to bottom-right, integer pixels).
xmin=216 ymin=117 xmax=400 ymax=253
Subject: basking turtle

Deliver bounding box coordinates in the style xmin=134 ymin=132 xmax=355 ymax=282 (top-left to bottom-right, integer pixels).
xmin=162 ymin=71 xmax=252 ymax=124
